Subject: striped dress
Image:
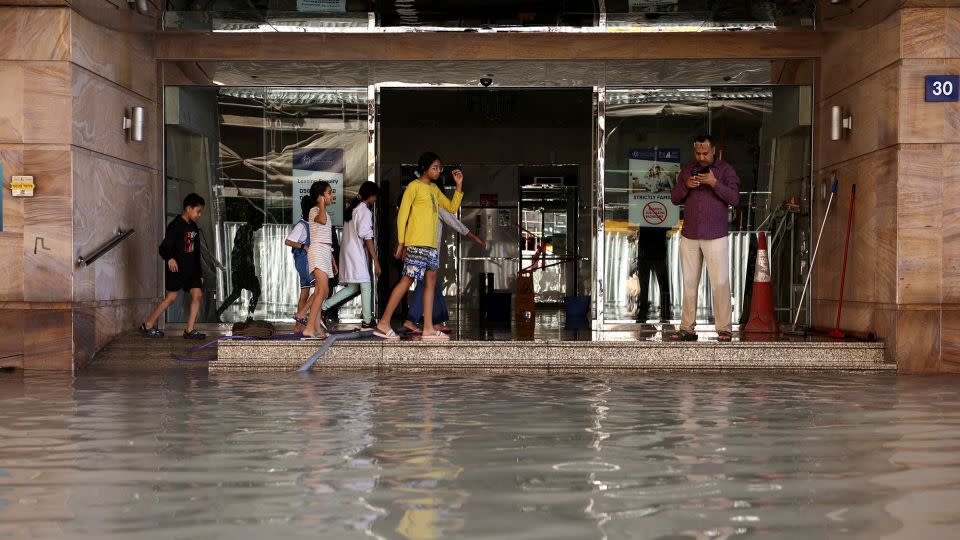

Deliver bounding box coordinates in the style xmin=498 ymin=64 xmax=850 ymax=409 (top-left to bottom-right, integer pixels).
xmin=307 ymin=206 xmax=333 ymax=278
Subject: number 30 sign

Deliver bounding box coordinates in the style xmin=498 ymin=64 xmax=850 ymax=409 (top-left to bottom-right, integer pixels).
xmin=925 ymin=75 xmax=959 ymax=102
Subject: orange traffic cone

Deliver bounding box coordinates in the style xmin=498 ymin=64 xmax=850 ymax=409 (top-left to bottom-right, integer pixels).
xmin=743 ymin=232 xmax=779 ymax=335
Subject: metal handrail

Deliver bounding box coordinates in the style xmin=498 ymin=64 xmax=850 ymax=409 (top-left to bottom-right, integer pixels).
xmin=77 ymin=228 xmax=135 ymax=267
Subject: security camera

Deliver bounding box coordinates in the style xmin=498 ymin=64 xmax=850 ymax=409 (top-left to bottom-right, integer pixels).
xmin=479 ymin=77 xmax=493 ymax=87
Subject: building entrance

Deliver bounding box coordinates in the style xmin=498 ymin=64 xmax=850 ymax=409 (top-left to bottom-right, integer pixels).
xmin=160 ymin=59 xmax=815 ymax=332
xmin=377 ymin=88 xmax=594 ymax=325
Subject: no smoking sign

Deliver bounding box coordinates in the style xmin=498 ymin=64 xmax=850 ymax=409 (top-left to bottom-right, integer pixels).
xmin=629 ymin=193 xmax=678 ymax=229
xmin=642 ymin=201 xmax=668 ymax=225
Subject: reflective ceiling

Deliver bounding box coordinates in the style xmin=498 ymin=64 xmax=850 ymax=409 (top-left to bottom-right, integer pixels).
xmin=164 ymin=0 xmax=816 ymax=31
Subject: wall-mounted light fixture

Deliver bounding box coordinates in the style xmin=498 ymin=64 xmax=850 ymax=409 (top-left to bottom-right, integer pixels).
xmin=830 ymin=105 xmax=852 ymax=141
xmin=122 ymin=106 xmax=145 ymax=142
xmin=127 ymin=0 xmax=148 ymax=14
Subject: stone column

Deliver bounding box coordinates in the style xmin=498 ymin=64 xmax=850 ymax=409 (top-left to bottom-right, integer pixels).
xmin=0 ymin=6 xmax=160 ymax=370
xmin=816 ymin=7 xmax=960 ymax=373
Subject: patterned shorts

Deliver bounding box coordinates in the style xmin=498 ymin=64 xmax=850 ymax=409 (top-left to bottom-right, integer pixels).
xmin=402 ymin=246 xmax=440 ymax=282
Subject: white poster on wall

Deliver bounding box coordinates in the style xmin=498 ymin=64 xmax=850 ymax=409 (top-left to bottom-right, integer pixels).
xmin=629 ymin=148 xmax=680 ymax=229
xmin=293 ymin=148 xmax=344 ymax=226
xmin=629 ymin=148 xmax=681 ymax=193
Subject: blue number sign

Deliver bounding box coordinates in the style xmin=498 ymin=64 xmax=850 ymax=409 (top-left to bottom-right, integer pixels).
xmin=925 ymin=75 xmax=959 ymax=102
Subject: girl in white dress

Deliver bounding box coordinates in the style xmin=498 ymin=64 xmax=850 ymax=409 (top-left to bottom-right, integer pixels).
xmin=322 ymin=182 xmax=380 ymax=328
xmin=303 ymin=181 xmax=337 ymax=339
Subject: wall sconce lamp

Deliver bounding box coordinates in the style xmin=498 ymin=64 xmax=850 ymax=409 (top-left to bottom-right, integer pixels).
xmin=127 ymin=0 xmax=149 ymax=14
xmin=830 ymin=105 xmax=852 ymax=141
xmin=122 ymin=107 xmax=145 ymax=142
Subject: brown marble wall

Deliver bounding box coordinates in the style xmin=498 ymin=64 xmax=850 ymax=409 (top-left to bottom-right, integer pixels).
xmin=73 ymin=147 xmax=161 ymax=304
xmin=816 ymin=7 xmax=960 ymax=372
xmin=0 ymin=6 xmax=160 ymax=370
xmin=68 ymin=11 xmax=161 ymax=368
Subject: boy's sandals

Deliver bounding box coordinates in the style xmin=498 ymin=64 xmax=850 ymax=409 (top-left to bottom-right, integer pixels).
xmin=717 ymin=331 xmax=733 ymax=342
xmin=421 ymin=330 xmax=449 ymax=341
xmin=139 ymin=324 xmax=164 ymax=338
xmin=183 ymin=329 xmax=207 ymax=340
xmin=373 ymin=328 xmax=400 ymax=340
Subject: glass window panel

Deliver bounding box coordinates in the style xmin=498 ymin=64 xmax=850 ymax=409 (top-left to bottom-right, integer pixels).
xmin=602 ymin=86 xmax=811 ymax=325
xmin=164 ymin=86 xmax=369 ymax=324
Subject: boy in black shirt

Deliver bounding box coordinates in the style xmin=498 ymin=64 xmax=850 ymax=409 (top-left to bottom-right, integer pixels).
xmin=140 ymin=193 xmax=207 ymax=340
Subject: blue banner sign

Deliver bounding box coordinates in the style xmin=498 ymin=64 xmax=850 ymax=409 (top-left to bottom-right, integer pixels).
xmin=925 ymin=75 xmax=959 ymax=102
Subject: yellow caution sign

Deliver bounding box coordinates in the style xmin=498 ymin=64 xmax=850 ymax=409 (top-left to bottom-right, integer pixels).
xmin=11 ymin=176 xmax=35 ymax=197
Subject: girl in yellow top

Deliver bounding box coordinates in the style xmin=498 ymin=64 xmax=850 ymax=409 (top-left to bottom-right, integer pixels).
xmin=374 ymin=152 xmax=464 ymax=341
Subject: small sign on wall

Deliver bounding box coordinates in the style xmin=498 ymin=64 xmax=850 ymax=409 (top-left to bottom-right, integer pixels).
xmin=629 ymin=193 xmax=679 ymax=229
xmin=925 ymin=75 xmax=959 ymax=102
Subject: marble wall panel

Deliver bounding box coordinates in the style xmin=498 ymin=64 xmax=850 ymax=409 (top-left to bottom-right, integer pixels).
xmin=897 ymin=145 xmax=943 ymax=229
xmin=71 ymin=11 xmax=156 ymax=99
xmin=811 ymin=299 xmax=876 ymax=333
xmin=900 ymin=8 xmax=948 ymax=58
xmin=0 ymin=309 xmax=25 ymax=360
xmin=21 ymin=147 xmax=73 ymax=303
xmin=73 ymin=148 xmax=160 ymax=303
xmin=895 ymin=308 xmax=942 ymax=372
xmin=0 ymin=146 xmax=25 ymax=235
xmin=0 ymin=61 xmax=71 ymax=145
xmin=0 ymin=63 xmax=24 ymax=142
xmin=72 ymin=305 xmax=94 ymax=368
xmin=948 ymin=8 xmax=960 ymax=57
xmin=818 ymin=63 xmax=900 ymax=169
xmin=944 ymin=144 xmax=960 ymax=303
xmin=0 ymin=234 xmax=24 ymax=302
xmin=0 ymin=7 xmax=70 ymax=61
xmin=942 ymin=308 xmax=960 ymax=372
xmin=900 ymin=60 xmax=960 ymax=144
xmin=72 ymin=66 xmax=160 ymax=170
xmin=872 ymin=306 xmax=899 ymax=363
xmin=812 ymin=147 xmax=899 ymax=305
xmin=0 ymin=146 xmax=24 ymax=302
xmin=22 ymin=308 xmax=73 ymax=370
xmin=820 ymin=11 xmax=901 ymax=100
xmin=898 ymin=228 xmax=943 ymax=304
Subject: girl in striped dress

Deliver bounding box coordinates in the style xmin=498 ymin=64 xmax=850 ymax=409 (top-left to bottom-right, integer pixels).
xmin=303 ymin=181 xmax=337 ymax=339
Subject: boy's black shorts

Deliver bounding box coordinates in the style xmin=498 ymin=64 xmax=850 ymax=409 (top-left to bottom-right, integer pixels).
xmin=165 ymin=270 xmax=203 ymax=292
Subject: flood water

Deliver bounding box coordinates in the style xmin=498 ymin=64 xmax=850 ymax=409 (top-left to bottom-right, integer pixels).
xmin=1 ymin=371 xmax=959 ymax=539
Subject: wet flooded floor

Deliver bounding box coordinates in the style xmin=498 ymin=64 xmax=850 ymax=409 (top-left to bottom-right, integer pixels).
xmin=1 ymin=370 xmax=958 ymax=539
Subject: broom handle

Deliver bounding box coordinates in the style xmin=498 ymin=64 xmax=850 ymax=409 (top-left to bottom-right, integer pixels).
xmin=833 ymin=184 xmax=856 ymax=331
xmin=793 ymin=177 xmax=838 ymax=326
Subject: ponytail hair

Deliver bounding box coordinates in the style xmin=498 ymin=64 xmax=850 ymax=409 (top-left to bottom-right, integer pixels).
xmin=344 ymin=181 xmax=380 ymax=222
xmin=299 ymin=194 xmax=314 ymax=221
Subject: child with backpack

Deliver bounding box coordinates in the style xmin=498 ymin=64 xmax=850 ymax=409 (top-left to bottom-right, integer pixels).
xmin=284 ymin=195 xmax=316 ymax=333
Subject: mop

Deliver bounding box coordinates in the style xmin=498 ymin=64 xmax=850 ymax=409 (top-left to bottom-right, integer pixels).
xmin=828 ymin=184 xmax=856 ymax=339
xmin=297 ymin=329 xmax=375 ymax=372
xmin=788 ymin=176 xmax=838 ymax=334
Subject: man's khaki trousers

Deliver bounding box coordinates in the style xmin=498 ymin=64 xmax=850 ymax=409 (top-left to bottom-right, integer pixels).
xmin=679 ymin=235 xmax=732 ymax=333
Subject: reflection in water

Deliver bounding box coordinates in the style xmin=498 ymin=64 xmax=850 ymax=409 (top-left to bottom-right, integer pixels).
xmin=1 ymin=372 xmax=959 ymax=539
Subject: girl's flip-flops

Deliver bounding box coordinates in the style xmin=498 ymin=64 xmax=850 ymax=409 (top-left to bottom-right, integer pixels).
xmin=373 ymin=328 xmax=400 ymax=340
xmin=420 ymin=330 xmax=449 ymax=341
